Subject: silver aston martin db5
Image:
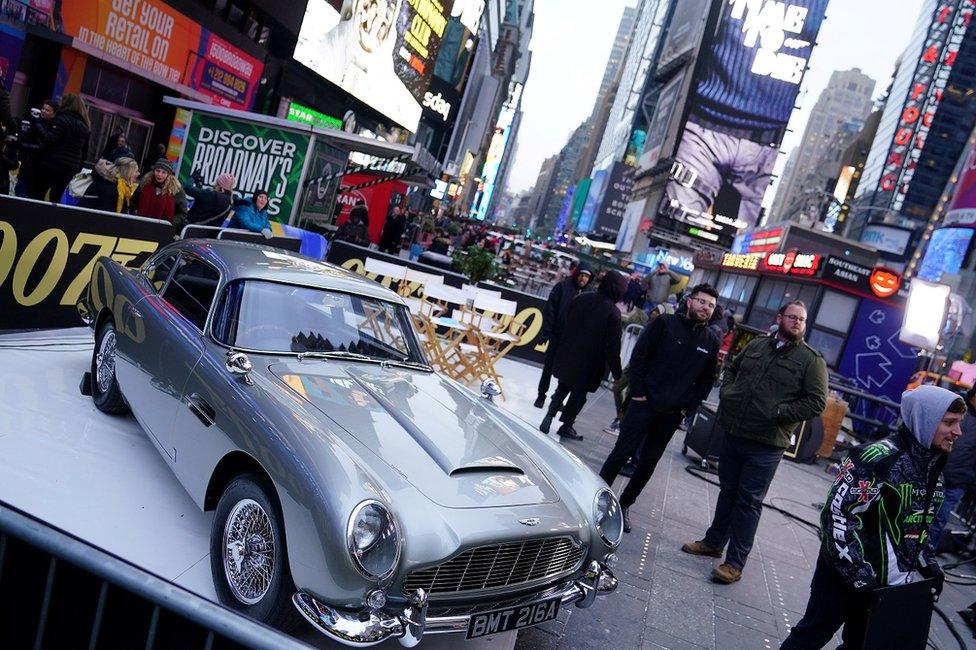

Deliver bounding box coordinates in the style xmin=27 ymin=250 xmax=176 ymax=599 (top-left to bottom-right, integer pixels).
xmin=77 ymin=239 xmax=621 ymax=646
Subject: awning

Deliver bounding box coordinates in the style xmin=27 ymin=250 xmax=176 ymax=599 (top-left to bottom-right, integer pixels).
xmin=162 ymin=98 xmax=441 ymax=186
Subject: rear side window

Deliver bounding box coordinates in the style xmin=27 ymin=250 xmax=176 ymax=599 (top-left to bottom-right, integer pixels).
xmin=162 ymin=259 xmax=220 ymax=330
xmin=145 ymin=253 xmax=178 ymax=292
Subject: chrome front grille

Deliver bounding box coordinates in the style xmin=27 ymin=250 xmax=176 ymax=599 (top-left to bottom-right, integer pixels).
xmin=403 ymin=536 xmax=586 ymax=596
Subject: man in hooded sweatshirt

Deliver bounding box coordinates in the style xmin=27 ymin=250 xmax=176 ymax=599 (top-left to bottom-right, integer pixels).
xmin=536 ymin=263 xmax=593 ymax=408
xmin=780 ymin=385 xmax=964 ymax=649
xmin=540 ymin=270 xmax=627 ymax=441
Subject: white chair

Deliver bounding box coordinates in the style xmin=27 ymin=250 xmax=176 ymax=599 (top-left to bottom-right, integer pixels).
xmin=365 ymin=257 xmax=408 ymax=284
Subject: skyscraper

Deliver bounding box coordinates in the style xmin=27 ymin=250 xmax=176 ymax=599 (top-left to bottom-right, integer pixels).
xmin=769 ymin=68 xmax=876 ymax=223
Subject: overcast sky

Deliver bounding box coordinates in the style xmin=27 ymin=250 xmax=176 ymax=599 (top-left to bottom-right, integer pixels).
xmin=506 ymin=0 xmax=929 ymax=197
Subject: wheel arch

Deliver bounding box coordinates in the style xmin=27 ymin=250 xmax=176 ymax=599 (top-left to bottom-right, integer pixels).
xmin=93 ymin=306 xmax=114 ymax=335
xmin=204 ymin=450 xmax=278 ymax=512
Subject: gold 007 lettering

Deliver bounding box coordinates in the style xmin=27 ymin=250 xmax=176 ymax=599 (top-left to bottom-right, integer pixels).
xmin=0 ymin=223 xmax=159 ymax=307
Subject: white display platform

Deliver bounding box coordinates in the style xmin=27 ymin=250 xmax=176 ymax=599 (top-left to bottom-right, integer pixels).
xmin=0 ymin=328 xmax=525 ymax=649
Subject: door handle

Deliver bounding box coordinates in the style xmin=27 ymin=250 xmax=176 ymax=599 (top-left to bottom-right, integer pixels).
xmin=123 ymin=302 xmax=142 ymax=319
xmin=186 ymin=393 xmax=216 ymax=427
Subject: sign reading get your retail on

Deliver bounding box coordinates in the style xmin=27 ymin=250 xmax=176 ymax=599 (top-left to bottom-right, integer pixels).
xmin=60 ymin=0 xmax=264 ymax=110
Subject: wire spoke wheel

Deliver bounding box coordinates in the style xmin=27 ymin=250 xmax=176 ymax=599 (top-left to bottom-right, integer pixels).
xmin=95 ymin=328 xmax=117 ymax=393
xmin=222 ymin=498 xmax=276 ymax=605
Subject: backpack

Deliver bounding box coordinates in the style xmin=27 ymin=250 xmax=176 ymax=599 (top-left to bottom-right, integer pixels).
xmin=67 ymin=170 xmax=93 ymax=198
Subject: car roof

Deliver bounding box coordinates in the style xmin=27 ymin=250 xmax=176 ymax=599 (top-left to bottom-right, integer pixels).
xmin=172 ymin=239 xmax=405 ymax=305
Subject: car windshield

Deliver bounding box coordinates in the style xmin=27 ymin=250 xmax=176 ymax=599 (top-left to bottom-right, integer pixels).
xmin=213 ymin=279 xmax=426 ymax=363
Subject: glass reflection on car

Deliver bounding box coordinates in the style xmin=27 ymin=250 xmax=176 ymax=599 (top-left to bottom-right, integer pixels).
xmin=214 ymin=280 xmax=425 ymax=364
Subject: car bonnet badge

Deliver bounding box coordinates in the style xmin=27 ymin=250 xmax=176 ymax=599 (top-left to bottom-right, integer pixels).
xmin=518 ymin=517 xmax=541 ymax=526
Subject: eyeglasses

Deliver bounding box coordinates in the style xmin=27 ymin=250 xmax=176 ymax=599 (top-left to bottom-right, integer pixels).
xmin=782 ymin=314 xmax=806 ymax=323
xmin=692 ymin=297 xmax=716 ymax=309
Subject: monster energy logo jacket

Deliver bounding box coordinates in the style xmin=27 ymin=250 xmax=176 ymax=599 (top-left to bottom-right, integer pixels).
xmin=820 ymin=427 xmax=945 ymax=590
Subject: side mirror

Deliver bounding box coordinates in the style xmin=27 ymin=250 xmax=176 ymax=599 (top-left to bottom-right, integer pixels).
xmin=226 ymin=351 xmax=254 ymax=385
xmin=480 ymin=378 xmax=501 ymax=402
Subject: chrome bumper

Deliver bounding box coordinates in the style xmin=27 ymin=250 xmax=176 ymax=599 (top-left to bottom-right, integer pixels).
xmin=292 ymin=560 xmax=618 ymax=647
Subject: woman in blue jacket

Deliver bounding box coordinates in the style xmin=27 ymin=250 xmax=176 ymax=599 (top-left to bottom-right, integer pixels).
xmin=229 ymin=190 xmax=272 ymax=237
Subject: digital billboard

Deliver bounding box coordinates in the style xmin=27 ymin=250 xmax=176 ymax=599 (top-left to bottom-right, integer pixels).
xmin=944 ymin=140 xmax=976 ymax=228
xmin=659 ymin=0 xmax=829 ymax=237
xmin=657 ymin=0 xmax=711 ymax=69
xmin=917 ymin=227 xmax=974 ymax=281
xmin=294 ymin=0 xmax=453 ymax=131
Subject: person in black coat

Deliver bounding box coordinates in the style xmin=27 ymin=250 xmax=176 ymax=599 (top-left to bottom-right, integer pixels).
xmin=80 ymin=157 xmax=139 ymax=213
xmin=535 ymin=263 xmax=593 ymax=408
xmin=334 ymin=201 xmax=371 ymax=246
xmin=540 ymin=270 xmax=627 ymax=440
xmin=14 ymin=99 xmax=55 ymax=197
xmin=378 ymin=205 xmax=407 ymax=254
xmin=599 ymin=283 xmax=721 ymax=532
xmin=930 ymin=385 xmax=976 ymax=547
xmin=186 ymin=172 xmax=236 ymax=225
xmin=29 ymin=93 xmax=91 ymax=202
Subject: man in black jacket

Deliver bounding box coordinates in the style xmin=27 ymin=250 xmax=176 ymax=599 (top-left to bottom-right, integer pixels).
xmin=535 ymin=264 xmax=592 ymax=408
xmin=599 ymin=284 xmax=720 ymax=532
xmin=186 ymin=172 xmax=235 ymax=225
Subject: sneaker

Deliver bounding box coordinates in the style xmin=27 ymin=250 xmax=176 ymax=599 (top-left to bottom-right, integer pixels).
xmin=557 ymin=425 xmax=584 ymax=440
xmin=622 ymin=506 xmax=632 ymax=534
xmin=619 ymin=460 xmax=637 ymax=478
xmin=603 ymin=418 xmax=620 ymax=434
xmin=539 ymin=413 xmax=554 ymax=434
xmin=534 ymin=395 xmax=546 ymax=408
xmin=680 ymin=541 xmax=723 ymax=558
xmin=711 ymin=563 xmax=742 ymax=584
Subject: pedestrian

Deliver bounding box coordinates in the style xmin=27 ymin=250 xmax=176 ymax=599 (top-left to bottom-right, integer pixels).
xmin=229 ymin=190 xmax=272 ymax=237
xmin=781 ymin=385 xmax=964 ymax=649
xmin=378 ymin=205 xmax=407 ymax=254
xmin=142 ymin=143 xmax=166 ymax=174
xmin=682 ymin=301 xmax=828 ymax=584
xmin=334 ymin=200 xmax=370 ymax=246
xmin=80 ymin=157 xmax=139 ymax=213
xmin=604 ymin=301 xmax=652 ymax=436
xmin=186 ymin=172 xmax=235 ymax=225
xmin=599 ymin=284 xmax=721 ymax=532
xmin=623 ymin=273 xmax=646 ymax=309
xmin=29 ymin=93 xmax=91 ymax=202
xmin=928 ymin=384 xmax=976 ymax=548
xmin=133 ymin=159 xmax=188 ymax=226
xmin=14 ymin=99 xmax=55 ymax=198
xmin=643 ymin=262 xmax=679 ymax=307
xmin=100 ymin=130 xmax=134 ymax=162
xmin=428 ymin=228 xmax=451 ymax=254
xmin=539 ymin=270 xmax=627 ymax=441
xmin=535 ymin=264 xmax=593 ymax=408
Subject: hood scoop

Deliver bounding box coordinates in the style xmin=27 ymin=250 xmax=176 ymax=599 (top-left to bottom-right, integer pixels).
xmin=449 ymin=457 xmax=524 ymax=477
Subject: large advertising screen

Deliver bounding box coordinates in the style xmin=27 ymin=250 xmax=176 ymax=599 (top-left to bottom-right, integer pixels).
xmin=294 ymin=0 xmax=453 ymax=132
xmin=659 ymin=0 xmax=828 ymax=238
xmin=918 ymin=227 xmax=974 ymax=281
xmin=60 ymin=0 xmax=264 ymax=110
xmin=944 ymin=140 xmax=976 ymax=228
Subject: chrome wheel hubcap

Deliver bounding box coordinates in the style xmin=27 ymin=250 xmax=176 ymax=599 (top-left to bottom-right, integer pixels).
xmin=223 ymin=498 xmax=275 ymax=605
xmin=95 ymin=329 xmax=117 ymax=393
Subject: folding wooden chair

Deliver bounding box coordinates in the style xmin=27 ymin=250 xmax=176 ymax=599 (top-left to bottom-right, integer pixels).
xmin=364 ymin=257 xmax=407 ymax=291
xmin=400 ymin=268 xmax=444 ymax=299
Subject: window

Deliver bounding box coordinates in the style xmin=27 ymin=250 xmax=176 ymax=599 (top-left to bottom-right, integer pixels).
xmin=808 ymin=329 xmax=845 ymax=367
xmin=144 ymin=253 xmax=178 ymax=292
xmin=815 ymin=291 xmax=858 ymax=332
xmin=161 ymin=259 xmax=220 ymax=330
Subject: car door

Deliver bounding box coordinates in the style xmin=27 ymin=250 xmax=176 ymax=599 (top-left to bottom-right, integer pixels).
xmin=127 ymin=254 xmax=220 ymax=461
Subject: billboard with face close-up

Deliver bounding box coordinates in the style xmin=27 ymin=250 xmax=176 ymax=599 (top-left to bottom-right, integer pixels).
xmin=660 ymin=0 xmax=829 ymax=241
xmin=294 ymin=0 xmax=453 ymax=132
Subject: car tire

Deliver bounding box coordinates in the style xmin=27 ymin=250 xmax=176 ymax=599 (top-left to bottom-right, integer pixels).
xmin=91 ymin=320 xmax=128 ymax=414
xmin=210 ymin=473 xmax=303 ymax=632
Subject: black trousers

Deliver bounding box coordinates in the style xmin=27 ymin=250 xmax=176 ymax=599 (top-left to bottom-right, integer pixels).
xmin=547 ymin=382 xmax=588 ymax=429
xmin=30 ymin=167 xmax=75 ymax=203
xmin=598 ymin=401 xmax=684 ymax=507
xmin=780 ymin=555 xmax=869 ymax=649
xmin=703 ymin=434 xmax=784 ymax=569
xmin=537 ymin=337 xmax=560 ymax=398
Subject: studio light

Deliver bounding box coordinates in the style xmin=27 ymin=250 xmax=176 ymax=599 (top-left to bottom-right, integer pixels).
xmin=900 ymin=279 xmax=951 ymax=350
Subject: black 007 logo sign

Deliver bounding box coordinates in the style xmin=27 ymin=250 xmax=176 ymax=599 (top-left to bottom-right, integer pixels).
xmin=0 ymin=222 xmax=159 ymax=307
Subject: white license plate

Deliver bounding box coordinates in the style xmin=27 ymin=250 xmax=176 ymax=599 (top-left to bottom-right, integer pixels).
xmin=465 ymin=596 xmax=561 ymax=639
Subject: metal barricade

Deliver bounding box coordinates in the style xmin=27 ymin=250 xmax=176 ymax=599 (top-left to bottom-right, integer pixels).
xmin=621 ymin=323 xmax=644 ymax=369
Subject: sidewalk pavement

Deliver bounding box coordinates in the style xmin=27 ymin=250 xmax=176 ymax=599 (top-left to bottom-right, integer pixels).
xmin=487 ymin=359 xmax=975 ymax=650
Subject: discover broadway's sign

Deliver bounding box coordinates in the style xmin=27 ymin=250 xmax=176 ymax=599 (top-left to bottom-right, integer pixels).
xmin=177 ymin=113 xmax=310 ymax=220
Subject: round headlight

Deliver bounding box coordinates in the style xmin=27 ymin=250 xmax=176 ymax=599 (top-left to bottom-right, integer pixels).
xmin=347 ymin=500 xmax=401 ymax=580
xmin=593 ymin=488 xmax=623 ymax=547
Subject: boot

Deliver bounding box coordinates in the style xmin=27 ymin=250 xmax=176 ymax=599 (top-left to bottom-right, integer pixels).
xmin=557 ymin=424 xmax=584 ymax=440
xmin=680 ymin=540 xmax=723 ymax=558
xmin=534 ymin=394 xmax=546 ymax=408
xmin=711 ymin=563 xmax=742 ymax=584
xmin=539 ymin=413 xmax=553 ymax=434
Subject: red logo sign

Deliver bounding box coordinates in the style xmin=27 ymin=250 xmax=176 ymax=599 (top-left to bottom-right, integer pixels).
xmin=762 ymin=250 xmax=821 ymax=276
xmin=869 ymin=268 xmax=901 ymax=298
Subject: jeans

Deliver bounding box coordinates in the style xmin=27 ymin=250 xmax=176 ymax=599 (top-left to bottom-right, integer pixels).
xmin=780 ymin=555 xmax=869 ymax=649
xmin=929 ymin=486 xmax=966 ymax=549
xmin=537 ymin=337 xmax=560 ymax=399
xmin=703 ymin=433 xmax=784 ymax=569
xmin=599 ymin=401 xmax=684 ymax=507
xmin=663 ymin=120 xmax=778 ymax=230
xmin=546 ymin=382 xmax=587 ymax=429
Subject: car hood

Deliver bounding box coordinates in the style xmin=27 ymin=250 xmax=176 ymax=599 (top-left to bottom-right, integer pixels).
xmin=268 ymin=361 xmax=561 ymax=509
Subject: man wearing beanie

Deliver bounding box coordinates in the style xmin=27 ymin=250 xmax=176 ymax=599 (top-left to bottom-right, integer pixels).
xmin=186 ymin=171 xmax=236 ymax=225
xmin=781 ymin=385 xmax=965 ymax=649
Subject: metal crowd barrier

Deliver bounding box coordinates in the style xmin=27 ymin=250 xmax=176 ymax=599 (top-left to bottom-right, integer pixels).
xmin=621 ymin=324 xmax=644 ymax=369
xmin=0 ymin=502 xmax=311 ymax=649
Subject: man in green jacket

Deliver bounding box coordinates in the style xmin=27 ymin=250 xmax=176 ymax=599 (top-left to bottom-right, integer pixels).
xmin=682 ymin=301 xmax=828 ymax=583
